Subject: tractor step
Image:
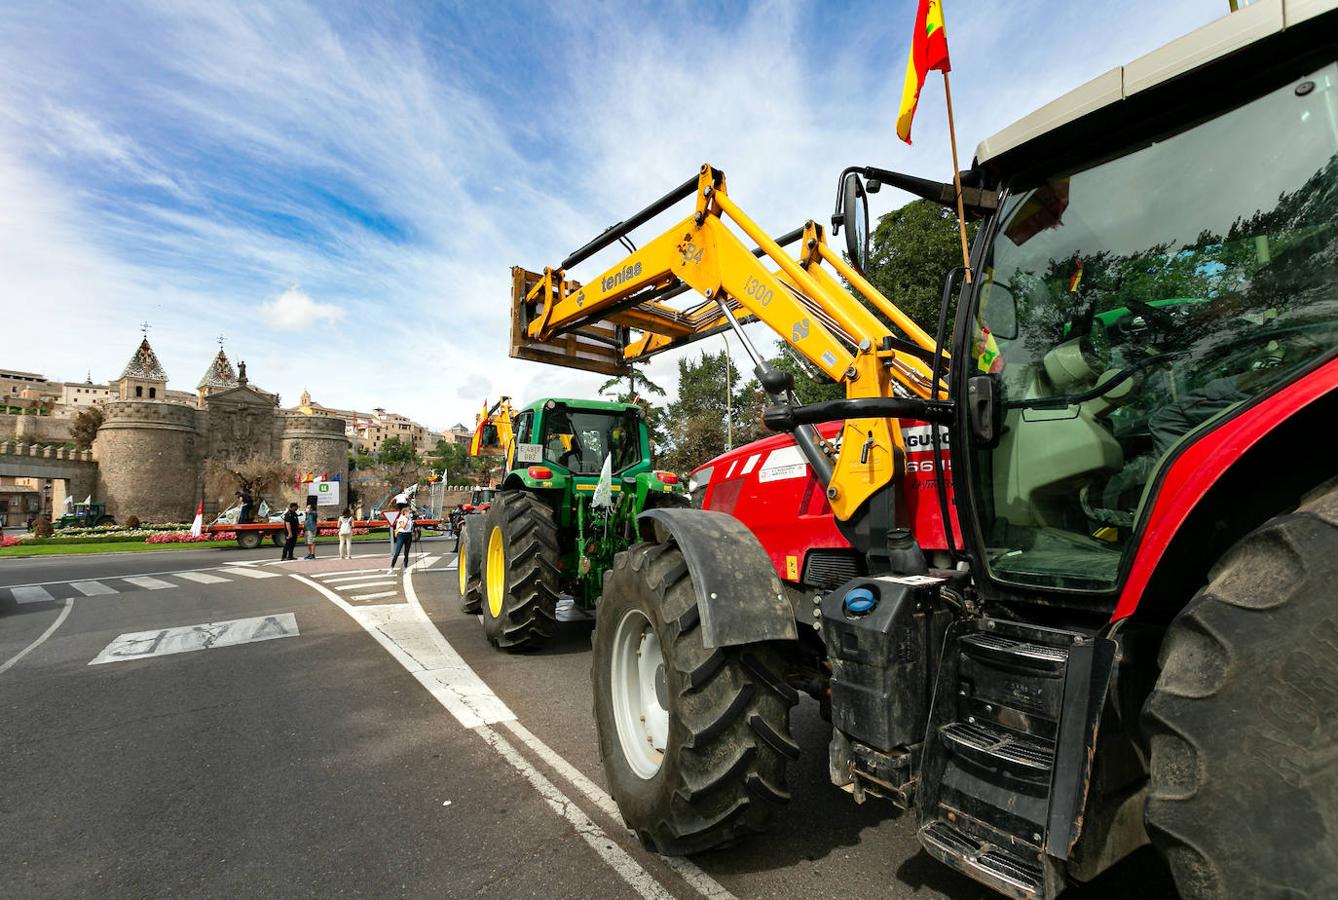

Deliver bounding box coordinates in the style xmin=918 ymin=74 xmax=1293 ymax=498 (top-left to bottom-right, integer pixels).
xmin=915 ymin=619 xmax=1117 ymax=900
xmin=919 ymin=819 xmax=1044 ymax=899
xmin=939 ymin=720 xmax=1054 ymax=777
xmin=958 ymin=631 xmax=1069 ymax=672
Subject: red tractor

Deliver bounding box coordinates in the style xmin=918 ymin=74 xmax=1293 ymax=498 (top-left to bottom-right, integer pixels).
xmin=513 ymin=5 xmax=1338 ymax=897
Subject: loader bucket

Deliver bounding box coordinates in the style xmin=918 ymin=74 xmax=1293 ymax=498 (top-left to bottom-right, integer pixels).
xmin=510 ymin=266 xmax=631 ymax=377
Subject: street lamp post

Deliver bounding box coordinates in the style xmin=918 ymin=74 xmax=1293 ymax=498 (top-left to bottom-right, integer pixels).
xmin=724 ymin=335 xmax=733 ymax=451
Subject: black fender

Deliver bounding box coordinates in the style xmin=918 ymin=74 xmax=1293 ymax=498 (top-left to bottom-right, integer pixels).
xmin=637 ymin=507 xmax=798 ymax=650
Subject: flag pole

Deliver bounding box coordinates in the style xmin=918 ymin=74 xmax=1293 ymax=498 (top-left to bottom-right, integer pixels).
xmin=941 ymin=70 xmax=973 ymax=284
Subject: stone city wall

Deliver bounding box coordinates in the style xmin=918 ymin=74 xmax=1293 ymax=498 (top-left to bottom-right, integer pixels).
xmin=0 ymin=413 xmax=75 ymax=445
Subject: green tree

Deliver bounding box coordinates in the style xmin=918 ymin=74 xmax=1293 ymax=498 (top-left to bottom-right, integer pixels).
xmin=378 ymin=435 xmax=416 ymax=465
xmin=661 ymin=350 xmax=750 ymax=472
xmin=71 ymin=405 xmax=104 ymax=450
xmin=766 ymin=342 xmax=843 ymax=405
xmin=599 ymin=365 xmax=668 ymax=447
xmin=864 ymin=199 xmax=977 ymax=334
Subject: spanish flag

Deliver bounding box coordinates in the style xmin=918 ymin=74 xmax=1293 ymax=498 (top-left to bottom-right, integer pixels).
xmin=896 ymin=0 xmax=952 ymax=144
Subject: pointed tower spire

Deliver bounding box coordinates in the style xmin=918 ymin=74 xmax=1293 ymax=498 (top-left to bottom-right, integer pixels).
xmin=196 ymin=348 xmax=237 ymax=390
xmin=119 ymin=337 xmax=168 ymax=381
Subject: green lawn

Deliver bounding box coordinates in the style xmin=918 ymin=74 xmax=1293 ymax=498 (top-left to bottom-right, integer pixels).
xmin=0 ymin=532 xmax=436 ymax=559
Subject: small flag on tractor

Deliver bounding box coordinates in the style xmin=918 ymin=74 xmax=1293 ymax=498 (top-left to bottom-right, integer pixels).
xmin=896 ymin=0 xmax=952 ymax=144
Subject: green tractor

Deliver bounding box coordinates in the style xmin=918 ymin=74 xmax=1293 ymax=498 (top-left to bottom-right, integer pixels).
xmin=456 ymin=398 xmax=684 ymax=651
xmin=53 ymin=500 xmax=115 ymax=529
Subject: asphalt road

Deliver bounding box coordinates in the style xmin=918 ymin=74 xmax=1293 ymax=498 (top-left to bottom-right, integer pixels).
xmin=1 ymin=537 xmax=1177 ymax=898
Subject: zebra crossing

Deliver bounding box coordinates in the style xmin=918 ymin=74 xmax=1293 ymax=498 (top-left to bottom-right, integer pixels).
xmin=309 ymin=555 xmax=443 ymax=603
xmin=1 ymin=563 xmax=280 ymax=606
xmin=2 ymin=553 xmax=453 ymax=608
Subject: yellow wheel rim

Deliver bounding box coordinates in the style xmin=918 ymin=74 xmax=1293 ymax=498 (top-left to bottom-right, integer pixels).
xmin=458 ymin=535 xmax=469 ymax=596
xmin=486 ymin=525 xmax=506 ymax=619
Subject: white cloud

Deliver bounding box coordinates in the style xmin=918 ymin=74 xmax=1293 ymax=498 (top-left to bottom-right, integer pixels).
xmin=260 ymin=286 xmax=342 ymax=330
xmin=455 ymin=374 xmax=491 ymax=402
xmin=0 ymin=0 xmax=1232 ymax=430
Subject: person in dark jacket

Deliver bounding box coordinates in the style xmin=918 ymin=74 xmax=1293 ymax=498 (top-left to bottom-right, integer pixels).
xmin=238 ymin=489 xmax=254 ymax=525
xmin=303 ymin=499 xmax=319 ymax=560
xmin=280 ymin=502 xmax=299 ymax=561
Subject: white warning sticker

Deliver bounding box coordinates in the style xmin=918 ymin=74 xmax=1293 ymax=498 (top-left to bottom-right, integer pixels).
xmin=757 ymin=445 xmax=809 ymax=483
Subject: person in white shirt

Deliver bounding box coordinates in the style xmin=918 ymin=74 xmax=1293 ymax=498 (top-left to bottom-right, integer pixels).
xmin=337 ymin=508 xmax=354 ymax=559
xmin=386 ymin=503 xmax=415 ymax=575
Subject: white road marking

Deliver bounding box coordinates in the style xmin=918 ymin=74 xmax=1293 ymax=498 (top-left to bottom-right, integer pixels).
xmin=402 ymin=570 xmax=733 ymax=900
xmin=173 ymin=571 xmax=230 ymax=584
xmin=315 ymin=569 xmax=387 ymax=580
xmin=224 ymin=567 xmax=279 ymax=579
xmin=473 ymin=723 xmax=674 ymax=900
xmin=444 ymin=561 xmax=458 ymax=570
xmin=122 ymin=576 xmax=174 ymax=590
xmin=88 ymin=613 xmax=299 ymax=665
xmin=293 ymin=575 xmax=513 ymax=728
xmin=333 ymin=578 xmax=396 ymax=589
xmin=500 ymin=720 xmax=735 ymax=900
xmin=348 ymin=590 xmax=398 ymax=601
xmin=294 ymin=563 xmax=733 ymax=899
xmin=0 ymin=598 xmax=73 ymax=676
xmin=11 ymin=585 xmax=55 ymax=604
xmin=70 ymin=580 xmax=118 ymax=596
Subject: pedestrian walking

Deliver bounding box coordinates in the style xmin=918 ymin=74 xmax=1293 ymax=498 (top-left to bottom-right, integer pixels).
xmin=280 ymin=502 xmax=299 ymax=561
xmin=303 ymin=499 xmax=319 ymax=560
xmin=386 ymin=503 xmax=415 ymax=575
xmin=337 ymin=507 xmax=354 ymax=559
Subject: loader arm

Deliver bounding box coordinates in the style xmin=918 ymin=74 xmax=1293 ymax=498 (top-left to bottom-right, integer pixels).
xmin=468 ymin=396 xmax=516 ymax=459
xmin=512 ymin=164 xmax=948 ymax=521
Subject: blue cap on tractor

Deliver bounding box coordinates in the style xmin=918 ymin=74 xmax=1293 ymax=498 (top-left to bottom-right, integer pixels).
xmin=843 ymin=586 xmax=877 ymax=615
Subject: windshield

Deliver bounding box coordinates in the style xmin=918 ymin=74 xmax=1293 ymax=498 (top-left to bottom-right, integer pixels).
xmin=541 ymin=407 xmax=643 ymax=475
xmin=969 ymin=62 xmax=1338 ymax=591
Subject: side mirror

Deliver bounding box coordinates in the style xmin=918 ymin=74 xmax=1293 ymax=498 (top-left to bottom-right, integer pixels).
xmin=840 ymin=172 xmax=870 ymax=273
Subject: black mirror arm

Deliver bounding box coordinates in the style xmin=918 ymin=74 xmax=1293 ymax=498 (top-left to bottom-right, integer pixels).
xmin=859 ymin=166 xmax=999 ymax=216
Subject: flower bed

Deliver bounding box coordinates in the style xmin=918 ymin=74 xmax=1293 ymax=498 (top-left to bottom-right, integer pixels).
xmin=145 ymin=531 xmax=238 ymax=544
xmin=54 ymin=522 xmax=191 ymax=537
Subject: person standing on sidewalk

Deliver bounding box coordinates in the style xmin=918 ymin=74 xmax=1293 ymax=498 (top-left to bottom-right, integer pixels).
xmin=303 ymin=499 xmax=319 ymax=560
xmin=280 ymin=502 xmax=299 ymax=561
xmin=386 ymin=503 xmax=415 ymax=575
xmin=337 ymin=507 xmax=354 ymax=559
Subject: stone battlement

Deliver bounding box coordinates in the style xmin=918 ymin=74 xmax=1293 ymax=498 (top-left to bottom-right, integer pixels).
xmin=100 ymin=399 xmax=200 ymax=430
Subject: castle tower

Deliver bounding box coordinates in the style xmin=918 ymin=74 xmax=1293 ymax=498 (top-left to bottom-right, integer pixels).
xmin=196 ymin=349 xmax=237 ymax=407
xmin=115 ymin=337 xmax=169 ymax=401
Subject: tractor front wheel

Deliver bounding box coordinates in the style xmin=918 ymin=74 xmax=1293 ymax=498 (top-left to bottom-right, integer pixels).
xmin=480 ymin=493 xmax=560 ymax=651
xmin=592 ymin=542 xmax=797 ymax=855
xmin=1143 ymin=480 xmax=1338 ymax=898
xmin=237 ymin=530 xmax=262 ymax=550
xmin=458 ymin=517 xmax=485 ymax=615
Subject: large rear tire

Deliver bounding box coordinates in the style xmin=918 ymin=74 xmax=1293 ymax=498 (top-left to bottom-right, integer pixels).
xmin=592 ymin=542 xmax=798 ymax=855
xmin=237 ymin=530 xmax=262 ymax=550
xmin=458 ymin=517 xmax=485 ymax=614
xmin=480 ymin=493 xmax=560 ymax=651
xmin=1143 ymin=481 xmax=1338 ymax=899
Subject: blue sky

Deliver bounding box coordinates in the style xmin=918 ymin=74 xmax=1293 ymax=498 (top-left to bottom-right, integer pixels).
xmin=0 ymin=0 xmax=1229 ymax=429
